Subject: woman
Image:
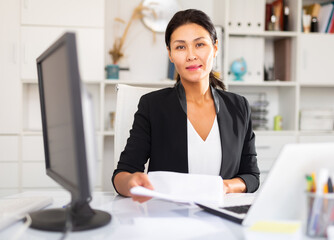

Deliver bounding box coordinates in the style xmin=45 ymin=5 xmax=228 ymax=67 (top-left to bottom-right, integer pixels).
xmin=112 ymin=9 xmax=259 ymax=203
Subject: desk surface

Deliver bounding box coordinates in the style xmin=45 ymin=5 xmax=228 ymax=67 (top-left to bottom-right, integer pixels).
xmin=0 ymin=191 xmax=307 ymax=240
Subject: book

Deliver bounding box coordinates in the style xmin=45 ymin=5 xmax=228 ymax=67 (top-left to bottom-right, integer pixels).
xmin=265 ymin=3 xmax=273 ymax=31
xmin=325 ymin=3 xmax=334 ymax=32
xmin=283 ymin=1 xmax=289 ymax=31
xmin=272 ymin=0 xmax=283 ymax=31
xmin=303 ymin=3 xmax=321 ymax=17
xmin=274 ymin=38 xmax=291 ymax=81
xmin=318 ymin=2 xmax=334 ymax=33
xmin=329 ymin=12 xmax=334 ymax=33
xmin=167 ymin=58 xmax=177 ymax=80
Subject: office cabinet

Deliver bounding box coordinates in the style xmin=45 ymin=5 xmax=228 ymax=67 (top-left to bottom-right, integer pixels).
xmin=299 ymin=34 xmax=334 ymax=83
xmin=22 ymin=84 xmax=42 ymax=131
xmin=299 ymin=134 xmax=334 ymax=143
xmin=20 ymin=27 xmax=104 ymax=81
xmin=22 ymin=136 xmax=44 ymax=161
xmin=0 ymin=0 xmax=21 ymax=196
xmin=255 ymin=134 xmax=296 ymax=183
xmin=0 ymin=0 xmax=21 ymax=134
xmin=0 ymin=163 xmax=19 ymax=188
xmin=22 ymin=163 xmax=58 ymax=188
xmin=0 ymin=137 xmax=19 ymax=162
xmin=256 ymin=135 xmax=297 ymax=159
xmin=21 ymin=0 xmax=104 ymax=28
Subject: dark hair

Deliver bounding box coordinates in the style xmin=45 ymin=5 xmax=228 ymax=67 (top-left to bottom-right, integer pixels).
xmin=165 ymin=9 xmax=225 ymax=90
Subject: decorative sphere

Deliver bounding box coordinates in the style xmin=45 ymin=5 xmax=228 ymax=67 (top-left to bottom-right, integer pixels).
xmin=230 ymin=58 xmax=247 ymax=81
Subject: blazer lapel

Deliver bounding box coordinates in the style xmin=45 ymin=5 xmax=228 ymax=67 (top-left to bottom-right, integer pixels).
xmin=213 ymin=88 xmax=245 ymax=179
xmin=211 ymin=87 xmax=231 ymax=177
xmin=175 ymin=82 xmax=189 ymax=172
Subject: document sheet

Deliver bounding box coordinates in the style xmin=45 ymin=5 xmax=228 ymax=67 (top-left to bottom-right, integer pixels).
xmin=130 ymin=171 xmax=224 ymax=206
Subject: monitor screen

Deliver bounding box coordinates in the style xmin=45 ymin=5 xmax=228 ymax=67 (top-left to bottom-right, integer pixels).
xmin=41 ymin=42 xmax=78 ymax=189
xmin=30 ymin=32 xmax=111 ymax=232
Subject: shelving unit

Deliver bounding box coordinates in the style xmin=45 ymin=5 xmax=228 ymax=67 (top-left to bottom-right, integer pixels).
xmin=213 ymin=0 xmax=334 ymax=183
xmin=1 ymin=0 xmax=334 ymax=196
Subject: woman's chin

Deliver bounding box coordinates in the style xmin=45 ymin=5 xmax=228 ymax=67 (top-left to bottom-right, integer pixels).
xmin=181 ymin=75 xmax=208 ymax=84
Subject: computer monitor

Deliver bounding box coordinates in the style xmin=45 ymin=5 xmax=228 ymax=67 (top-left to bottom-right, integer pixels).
xmin=30 ymin=32 xmax=111 ymax=231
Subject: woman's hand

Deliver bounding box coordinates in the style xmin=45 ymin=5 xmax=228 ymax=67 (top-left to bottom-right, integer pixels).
xmin=128 ymin=172 xmax=154 ymax=203
xmin=114 ymin=172 xmax=154 ymax=203
xmin=223 ymin=177 xmax=246 ymax=194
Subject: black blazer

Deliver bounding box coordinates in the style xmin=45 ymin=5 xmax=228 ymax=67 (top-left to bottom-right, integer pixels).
xmin=112 ymin=82 xmax=260 ymax=193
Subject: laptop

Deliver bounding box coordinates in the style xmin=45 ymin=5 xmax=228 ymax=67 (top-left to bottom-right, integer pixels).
xmin=196 ymin=142 xmax=334 ymax=226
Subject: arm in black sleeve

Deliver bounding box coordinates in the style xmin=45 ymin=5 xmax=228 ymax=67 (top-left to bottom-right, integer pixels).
xmin=111 ymin=95 xmax=151 ymax=191
xmin=236 ymin=97 xmax=260 ymax=193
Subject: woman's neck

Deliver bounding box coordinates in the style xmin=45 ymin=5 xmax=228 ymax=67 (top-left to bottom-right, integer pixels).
xmin=180 ymin=79 xmax=212 ymax=103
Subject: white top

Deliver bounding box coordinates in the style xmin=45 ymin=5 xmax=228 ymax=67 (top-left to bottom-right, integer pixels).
xmin=187 ymin=116 xmax=222 ymax=175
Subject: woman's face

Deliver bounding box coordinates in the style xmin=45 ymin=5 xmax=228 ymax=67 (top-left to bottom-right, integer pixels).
xmin=168 ymin=23 xmax=218 ymax=84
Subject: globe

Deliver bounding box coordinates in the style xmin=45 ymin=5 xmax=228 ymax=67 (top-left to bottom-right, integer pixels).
xmin=230 ymin=58 xmax=247 ymax=81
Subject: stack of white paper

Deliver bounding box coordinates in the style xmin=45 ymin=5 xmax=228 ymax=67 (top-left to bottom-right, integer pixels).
xmin=130 ymin=171 xmax=224 ymax=206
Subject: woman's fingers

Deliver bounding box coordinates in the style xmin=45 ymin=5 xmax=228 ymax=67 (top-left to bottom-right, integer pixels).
xmin=128 ymin=172 xmax=154 ymax=203
xmin=132 ymin=195 xmax=153 ymax=203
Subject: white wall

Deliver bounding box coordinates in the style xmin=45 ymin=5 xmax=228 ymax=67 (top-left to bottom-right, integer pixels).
xmin=105 ymin=0 xmax=215 ymax=82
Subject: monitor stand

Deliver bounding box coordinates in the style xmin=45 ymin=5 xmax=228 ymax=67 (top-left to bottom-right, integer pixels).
xmin=28 ymin=200 xmax=111 ymax=232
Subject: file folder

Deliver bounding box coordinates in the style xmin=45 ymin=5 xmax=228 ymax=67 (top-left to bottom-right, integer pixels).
xmin=228 ymin=0 xmax=265 ymax=33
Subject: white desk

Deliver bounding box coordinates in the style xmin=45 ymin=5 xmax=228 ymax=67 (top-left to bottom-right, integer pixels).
xmin=0 ymin=191 xmax=307 ymax=240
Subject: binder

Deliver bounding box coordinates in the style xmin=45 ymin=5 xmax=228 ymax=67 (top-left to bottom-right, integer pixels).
xmin=229 ymin=0 xmax=244 ymax=32
xmin=228 ymin=0 xmax=265 ymax=33
xmin=228 ymin=36 xmax=264 ymax=82
xmin=244 ymin=0 xmax=254 ymax=32
xmin=167 ymin=59 xmax=177 ymax=80
xmin=274 ymin=38 xmax=291 ymax=81
xmin=252 ymin=0 xmax=266 ymax=32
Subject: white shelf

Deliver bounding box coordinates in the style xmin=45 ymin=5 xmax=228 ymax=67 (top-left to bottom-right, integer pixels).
xmin=301 ymin=32 xmax=334 ymax=36
xmin=226 ymin=81 xmax=297 ymax=87
xmin=255 ymin=130 xmax=298 ymax=136
xmin=22 ymin=79 xmax=104 ymax=84
xmin=22 ymin=79 xmax=38 ymax=84
xmin=299 ymin=82 xmax=334 ymax=87
xmin=103 ymin=131 xmax=115 ymax=136
xmin=255 ymin=130 xmax=334 ymax=137
xmin=22 ymin=131 xmax=43 ymax=136
xmin=84 ymin=80 xmax=104 ymax=84
xmin=104 ymin=79 xmax=176 ymax=86
xmin=229 ymin=31 xmax=299 ymax=38
xmin=0 ymin=133 xmax=20 ymax=136
xmin=298 ymin=131 xmax=334 ymax=135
